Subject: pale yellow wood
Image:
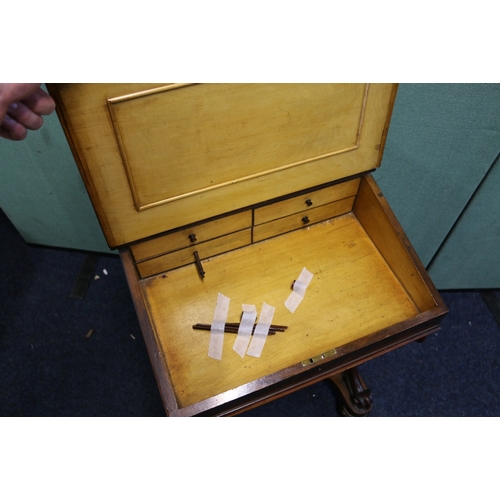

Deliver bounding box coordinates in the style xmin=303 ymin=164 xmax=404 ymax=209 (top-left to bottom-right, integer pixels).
xmin=52 ymin=83 xmax=397 ymax=247
xmin=108 ymin=84 xmax=366 ymax=211
xmin=136 ymin=228 xmax=252 ymax=278
xmin=140 ymin=213 xmax=428 ymax=409
xmin=131 ymin=211 xmax=252 ymax=262
xmin=353 ymin=176 xmax=438 ymax=312
xmin=254 ymin=178 xmax=360 ymax=225
xmin=253 ymin=196 xmax=355 ymax=242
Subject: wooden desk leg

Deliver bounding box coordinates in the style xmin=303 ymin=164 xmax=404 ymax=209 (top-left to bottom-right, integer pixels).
xmin=329 ymin=367 xmax=373 ymax=417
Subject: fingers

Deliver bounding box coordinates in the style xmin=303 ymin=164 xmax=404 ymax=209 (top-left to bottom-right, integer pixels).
xmin=0 ymin=83 xmax=43 ymax=112
xmin=21 ymin=87 xmax=56 ymax=116
xmin=7 ymin=101 xmax=45 ymax=130
xmin=0 ymin=99 xmax=50 ymax=140
xmin=0 ymin=113 xmax=29 ymax=141
xmin=0 ymin=84 xmax=56 ymax=140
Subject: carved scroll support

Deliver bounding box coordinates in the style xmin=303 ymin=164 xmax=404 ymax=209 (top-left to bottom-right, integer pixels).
xmin=329 ymin=367 xmax=373 ymax=417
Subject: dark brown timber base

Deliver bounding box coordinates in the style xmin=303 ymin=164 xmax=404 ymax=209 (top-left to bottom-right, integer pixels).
xmin=329 ymin=367 xmax=373 ymax=417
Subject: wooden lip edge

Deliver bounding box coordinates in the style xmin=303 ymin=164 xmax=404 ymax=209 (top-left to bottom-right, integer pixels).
xmin=170 ymin=306 xmax=448 ymax=417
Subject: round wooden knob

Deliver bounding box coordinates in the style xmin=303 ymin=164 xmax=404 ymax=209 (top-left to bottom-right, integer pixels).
xmin=188 ymin=233 xmax=197 ymax=243
xmin=302 ymin=216 xmax=310 ymax=224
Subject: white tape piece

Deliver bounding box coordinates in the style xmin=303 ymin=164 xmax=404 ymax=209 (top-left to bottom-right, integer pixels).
xmin=284 ymin=267 xmax=314 ymax=313
xmin=208 ymin=293 xmax=230 ymax=360
xmin=246 ymin=302 xmax=275 ymax=358
xmin=233 ymin=304 xmax=258 ymax=358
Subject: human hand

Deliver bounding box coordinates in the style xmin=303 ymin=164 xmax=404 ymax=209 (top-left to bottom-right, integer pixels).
xmin=0 ymin=84 xmax=56 ymax=141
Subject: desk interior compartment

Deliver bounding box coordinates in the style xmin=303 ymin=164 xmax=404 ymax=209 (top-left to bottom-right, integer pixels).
xmin=121 ymin=174 xmax=446 ymax=416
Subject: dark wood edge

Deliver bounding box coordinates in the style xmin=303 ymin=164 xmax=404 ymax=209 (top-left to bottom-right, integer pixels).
xmin=376 ymin=83 xmax=399 ymax=167
xmin=170 ymin=307 xmax=447 ymax=416
xmin=119 ymin=247 xmax=179 ymax=415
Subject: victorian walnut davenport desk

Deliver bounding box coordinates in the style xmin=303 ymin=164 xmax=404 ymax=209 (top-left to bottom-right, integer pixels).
xmin=47 ymin=84 xmax=447 ymax=416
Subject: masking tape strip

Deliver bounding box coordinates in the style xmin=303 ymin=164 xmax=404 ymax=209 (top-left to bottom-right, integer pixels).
xmin=233 ymin=304 xmax=258 ymax=358
xmin=246 ymin=302 xmax=275 ymax=358
xmin=208 ymin=293 xmax=230 ymax=360
xmin=284 ymin=267 xmax=314 ymax=313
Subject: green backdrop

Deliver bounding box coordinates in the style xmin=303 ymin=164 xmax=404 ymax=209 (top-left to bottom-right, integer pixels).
xmin=1 ymin=84 xmax=499 ymax=289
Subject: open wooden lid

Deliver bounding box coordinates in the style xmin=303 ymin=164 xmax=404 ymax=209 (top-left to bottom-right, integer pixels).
xmin=48 ymin=83 xmax=397 ymax=248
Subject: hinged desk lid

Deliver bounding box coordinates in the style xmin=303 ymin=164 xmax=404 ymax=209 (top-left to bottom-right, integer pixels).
xmin=49 ymin=83 xmax=397 ymax=248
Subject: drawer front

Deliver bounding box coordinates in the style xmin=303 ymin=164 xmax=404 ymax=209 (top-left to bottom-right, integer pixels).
xmin=131 ymin=211 xmax=252 ymax=262
xmin=253 ymin=197 xmax=355 ymax=242
xmin=254 ymin=178 xmax=360 ymax=225
xmin=136 ymin=228 xmax=252 ymax=278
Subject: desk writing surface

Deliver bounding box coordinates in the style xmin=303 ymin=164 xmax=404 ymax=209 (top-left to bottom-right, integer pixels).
xmin=140 ymin=213 xmax=419 ymax=408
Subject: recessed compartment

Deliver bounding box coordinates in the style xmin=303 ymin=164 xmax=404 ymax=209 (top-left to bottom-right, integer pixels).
xmin=121 ymin=175 xmax=445 ymax=416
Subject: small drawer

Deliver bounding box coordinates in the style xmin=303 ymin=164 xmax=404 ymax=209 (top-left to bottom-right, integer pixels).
xmin=253 ymin=197 xmax=355 ymax=242
xmin=131 ymin=211 xmax=252 ymax=263
xmin=136 ymin=228 xmax=252 ymax=278
xmin=254 ymin=178 xmax=360 ymax=225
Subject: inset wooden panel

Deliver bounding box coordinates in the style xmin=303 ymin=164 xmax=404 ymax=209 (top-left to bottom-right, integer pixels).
xmin=107 ymin=84 xmax=368 ymax=211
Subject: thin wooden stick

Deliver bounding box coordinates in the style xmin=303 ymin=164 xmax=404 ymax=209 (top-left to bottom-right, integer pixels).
xmin=192 ymin=323 xmax=287 ymax=335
